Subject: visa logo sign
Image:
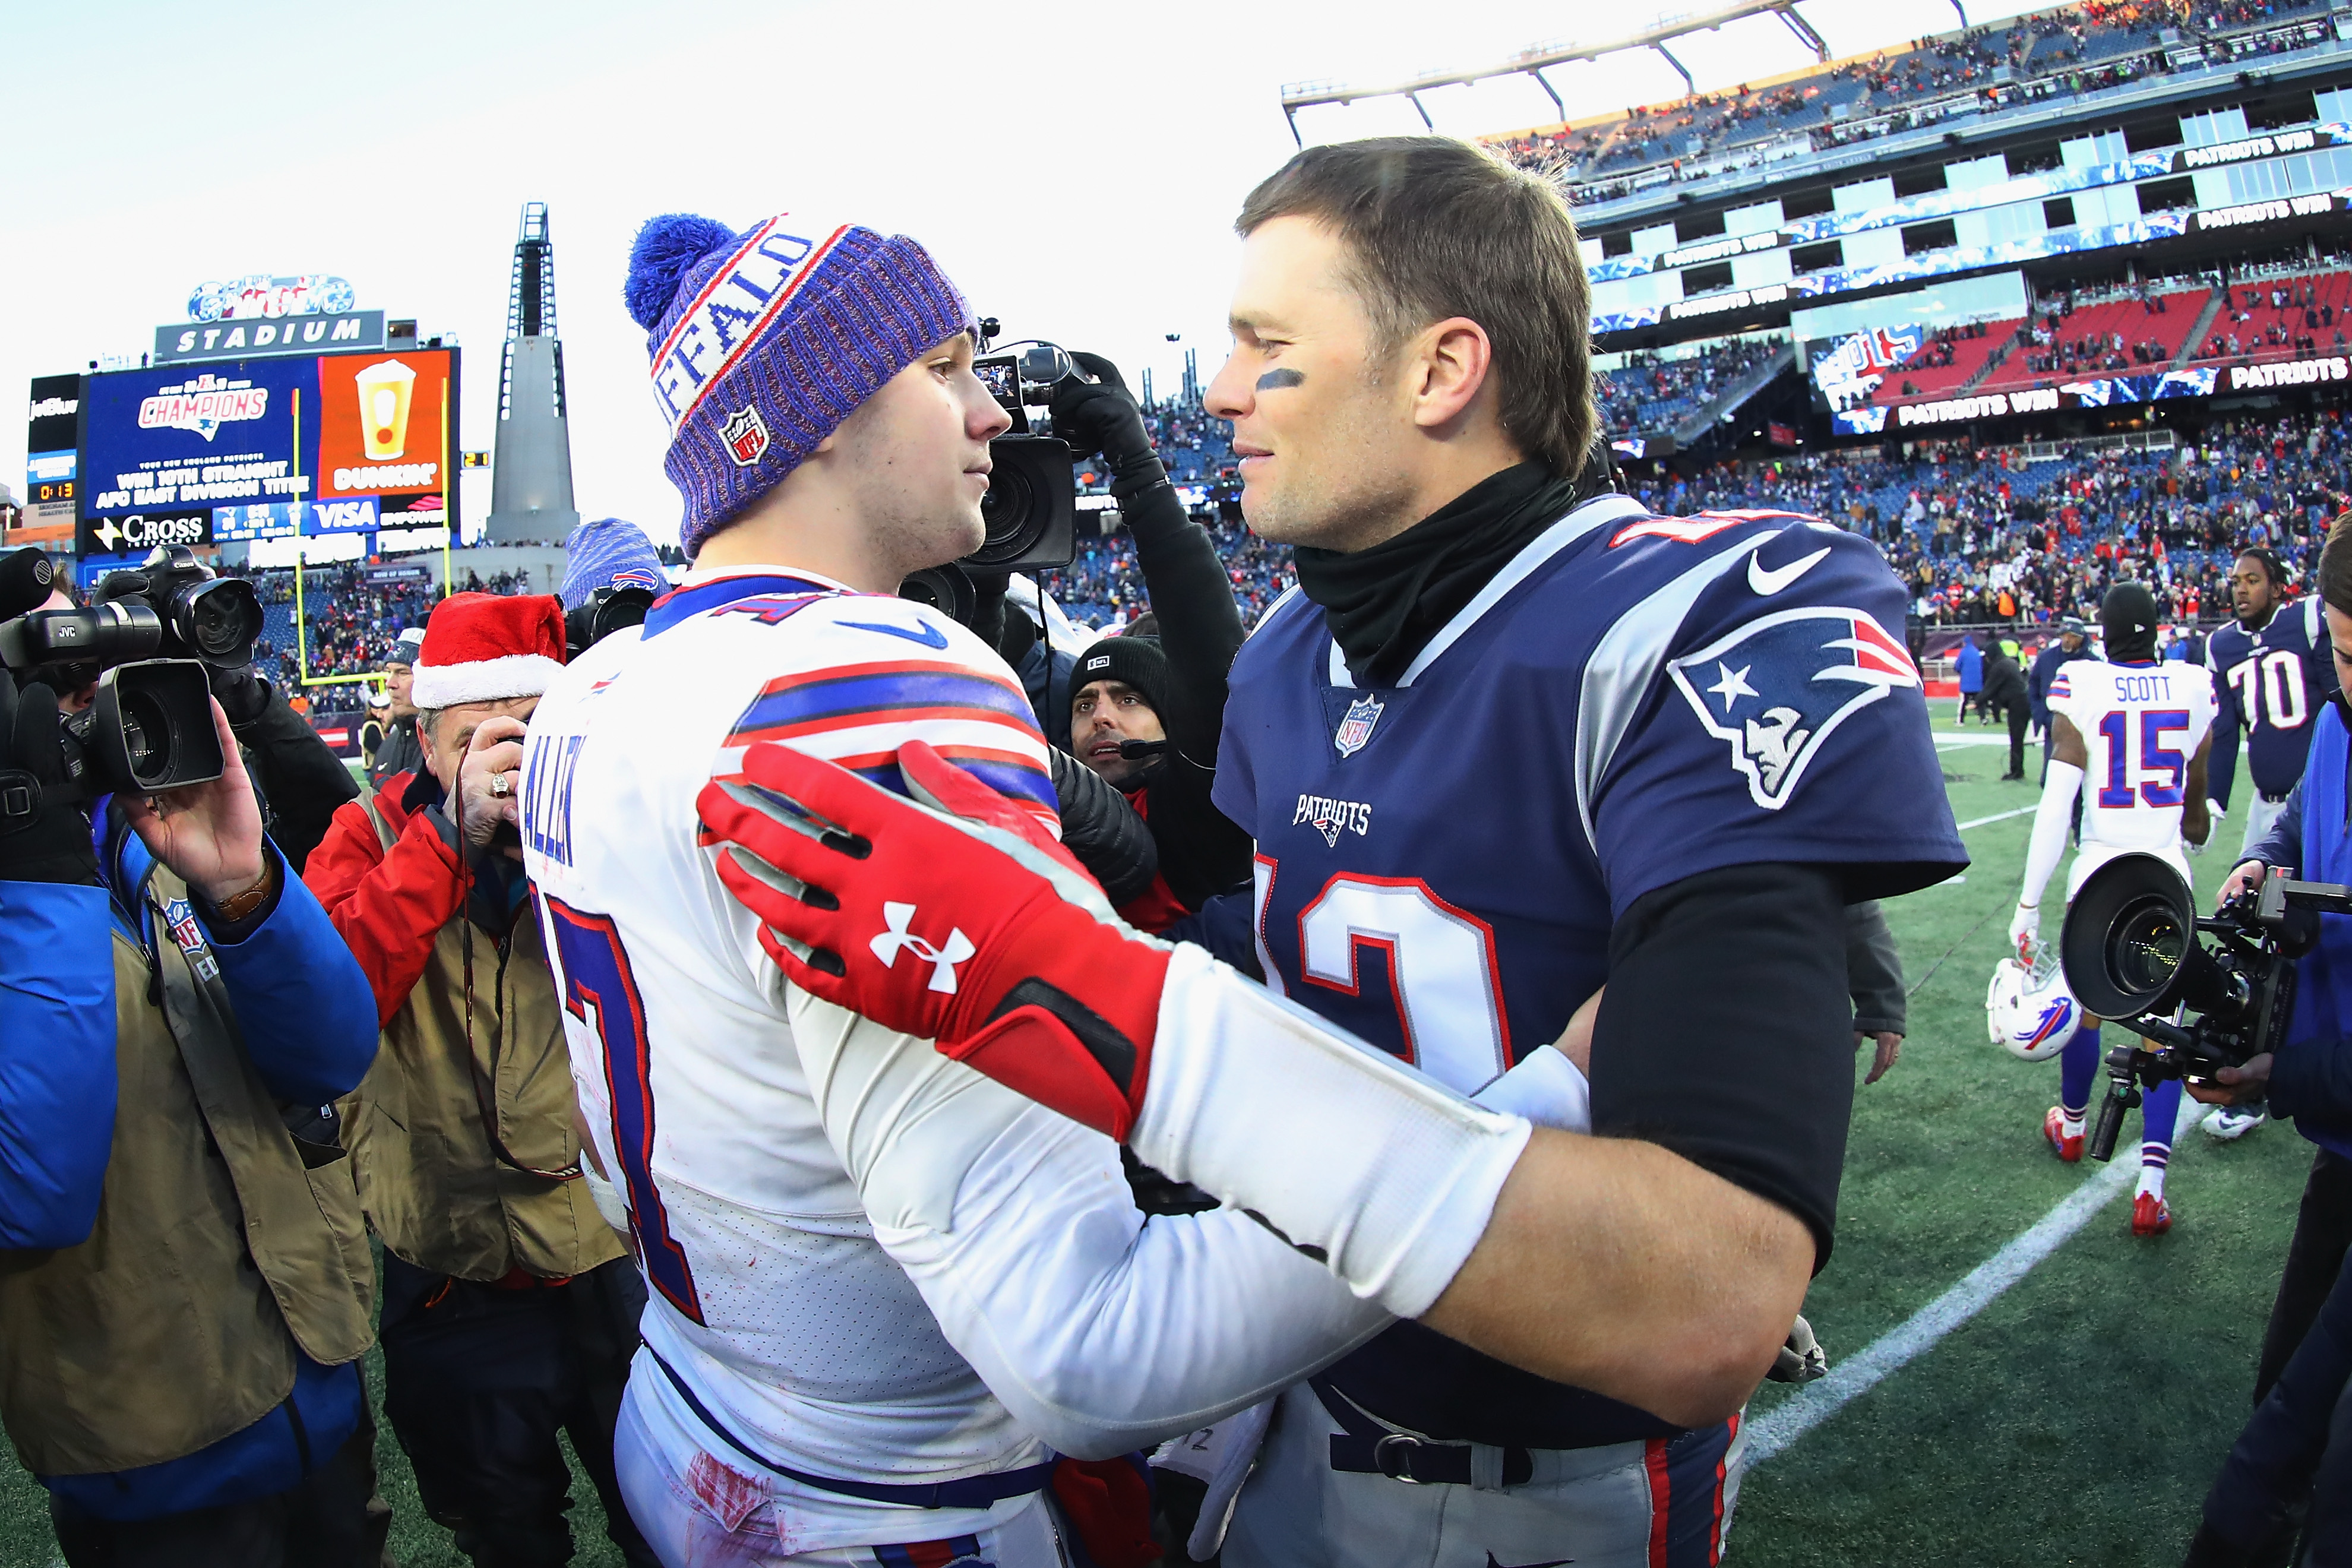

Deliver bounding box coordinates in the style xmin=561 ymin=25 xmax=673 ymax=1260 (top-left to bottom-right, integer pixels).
xmin=311 ymin=498 xmax=381 ymax=532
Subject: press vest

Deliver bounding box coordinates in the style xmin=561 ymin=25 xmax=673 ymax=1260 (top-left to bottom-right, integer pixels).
xmin=0 ymin=868 xmax=375 ymax=1475
xmin=340 ymin=799 xmax=621 ymax=1282
xmin=2281 ymin=703 xmax=2352 ymax=1160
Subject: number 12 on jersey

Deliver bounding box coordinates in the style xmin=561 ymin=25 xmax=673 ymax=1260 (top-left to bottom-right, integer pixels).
xmin=2094 ymin=708 xmax=2192 ymax=809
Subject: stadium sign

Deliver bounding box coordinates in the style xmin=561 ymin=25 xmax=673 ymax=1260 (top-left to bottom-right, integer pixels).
xmin=156 ymin=311 xmax=385 ymax=365
xmin=1832 ymin=366 xmax=2225 ymax=435
xmin=2225 ymin=356 xmax=2352 ymax=390
xmin=1659 ymin=230 xmax=1786 ymax=269
xmin=2194 ymin=193 xmax=2339 ymax=232
xmin=2173 ymin=126 xmax=2331 ymax=172
xmin=77 ymin=509 xmax=213 ymax=555
xmin=186 ymin=274 xmax=356 ymax=321
xmin=1670 ymin=283 xmax=1788 ymax=320
xmin=1893 ymin=388 xmax=2063 ymax=428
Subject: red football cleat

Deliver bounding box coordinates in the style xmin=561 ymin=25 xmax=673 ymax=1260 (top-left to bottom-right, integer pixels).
xmin=2132 ymin=1192 xmax=2173 ymax=1237
xmin=2044 ymin=1107 xmax=2084 ymax=1164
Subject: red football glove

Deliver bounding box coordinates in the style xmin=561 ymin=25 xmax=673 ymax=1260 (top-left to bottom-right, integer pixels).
xmin=696 ymin=740 xmax=1171 ymax=1140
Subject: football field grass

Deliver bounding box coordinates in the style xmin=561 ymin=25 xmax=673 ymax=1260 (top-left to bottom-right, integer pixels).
xmin=0 ymin=715 xmax=2318 ymax=1565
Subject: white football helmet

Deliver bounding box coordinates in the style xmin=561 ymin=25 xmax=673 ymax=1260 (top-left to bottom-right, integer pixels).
xmin=1986 ymin=943 xmax=2082 ymax=1063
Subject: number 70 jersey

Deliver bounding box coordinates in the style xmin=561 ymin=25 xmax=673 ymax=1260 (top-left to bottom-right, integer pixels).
xmin=2047 ymin=657 xmax=2217 ymax=890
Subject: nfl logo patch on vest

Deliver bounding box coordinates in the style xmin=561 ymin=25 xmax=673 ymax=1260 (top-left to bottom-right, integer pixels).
xmin=722 ymin=406 xmax=772 ymax=467
xmin=1333 ymin=693 xmax=1384 ymax=758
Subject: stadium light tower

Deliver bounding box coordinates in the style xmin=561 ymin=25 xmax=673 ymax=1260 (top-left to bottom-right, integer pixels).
xmin=484 ymin=201 xmax=580 ymax=544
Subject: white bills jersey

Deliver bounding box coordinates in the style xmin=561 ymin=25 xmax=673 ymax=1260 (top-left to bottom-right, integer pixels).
xmin=519 ymin=565 xmax=1389 ymax=1557
xmin=2048 ymin=656 xmax=2217 ymax=896
xmin=519 ymin=568 xmax=1061 ymax=1532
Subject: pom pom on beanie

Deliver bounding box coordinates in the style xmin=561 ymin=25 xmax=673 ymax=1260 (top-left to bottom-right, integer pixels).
xmin=623 ymin=214 xmax=740 ymax=331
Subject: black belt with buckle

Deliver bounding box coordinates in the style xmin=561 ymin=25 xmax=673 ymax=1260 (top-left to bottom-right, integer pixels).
xmin=1311 ymin=1377 xmax=1534 ymax=1488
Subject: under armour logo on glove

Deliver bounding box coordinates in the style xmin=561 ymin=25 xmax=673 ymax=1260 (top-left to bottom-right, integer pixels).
xmin=870 ymin=902 xmax=975 ymax=994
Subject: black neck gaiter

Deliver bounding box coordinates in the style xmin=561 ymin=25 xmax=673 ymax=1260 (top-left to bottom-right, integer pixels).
xmin=1294 ymin=461 xmax=1590 ymax=687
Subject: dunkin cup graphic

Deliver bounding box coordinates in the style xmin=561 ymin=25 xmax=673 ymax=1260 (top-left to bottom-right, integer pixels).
xmin=355 ymin=359 xmax=417 ymax=460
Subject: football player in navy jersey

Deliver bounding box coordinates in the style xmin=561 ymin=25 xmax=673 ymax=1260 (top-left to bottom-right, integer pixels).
xmin=706 ymin=136 xmax=1965 ymax=1568
xmin=2206 ymin=545 xmax=2340 ymax=1140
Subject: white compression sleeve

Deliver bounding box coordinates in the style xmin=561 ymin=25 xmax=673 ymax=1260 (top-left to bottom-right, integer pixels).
xmin=2022 ymin=760 xmax=2084 ymax=913
xmin=789 ymin=987 xmax=1392 ymax=1461
xmin=1134 ymin=943 xmax=1537 ymax=1321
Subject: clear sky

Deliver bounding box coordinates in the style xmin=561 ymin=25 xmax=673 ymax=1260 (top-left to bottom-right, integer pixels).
xmin=1 ymin=0 xmax=2050 ymax=545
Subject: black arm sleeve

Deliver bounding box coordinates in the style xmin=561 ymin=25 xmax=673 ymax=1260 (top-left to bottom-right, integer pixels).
xmin=1589 ymin=861 xmax=1854 ymax=1269
xmin=233 ymin=681 xmax=361 ymax=875
xmin=1121 ymin=483 xmax=1244 ymax=766
xmin=1045 ymin=746 xmax=1160 ymax=908
xmin=1846 ymin=899 xmax=1907 ymax=1037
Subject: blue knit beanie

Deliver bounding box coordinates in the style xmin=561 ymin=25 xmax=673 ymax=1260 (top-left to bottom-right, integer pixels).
xmin=561 ymin=517 xmax=668 ymax=609
xmin=624 ymin=211 xmax=973 ymax=558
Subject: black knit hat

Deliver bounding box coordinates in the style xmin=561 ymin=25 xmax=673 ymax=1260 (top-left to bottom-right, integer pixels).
xmin=2101 ymin=581 xmax=2161 ymax=662
xmin=1072 ymin=634 xmax=1170 ymax=722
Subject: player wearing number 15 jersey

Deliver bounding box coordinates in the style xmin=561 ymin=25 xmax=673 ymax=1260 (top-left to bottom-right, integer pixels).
xmin=2010 ymin=583 xmax=2215 ymax=1236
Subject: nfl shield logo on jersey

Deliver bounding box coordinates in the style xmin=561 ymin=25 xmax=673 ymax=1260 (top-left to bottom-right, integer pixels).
xmin=1667 ymin=605 xmax=1920 ymax=810
xmin=722 ymin=406 xmax=772 ymax=467
xmin=1333 ymin=694 xmax=1385 ymax=758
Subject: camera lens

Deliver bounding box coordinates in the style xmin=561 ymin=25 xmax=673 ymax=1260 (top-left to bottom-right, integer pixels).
xmin=2110 ymin=900 xmax=2187 ymax=997
xmin=973 ymin=465 xmax=1039 ymax=565
xmin=175 ymin=580 xmax=263 ymax=663
xmin=116 ymin=686 xmax=176 ymax=788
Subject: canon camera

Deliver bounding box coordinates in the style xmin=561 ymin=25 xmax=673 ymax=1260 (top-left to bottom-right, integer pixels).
xmin=2059 ymin=852 xmax=2352 ymax=1160
xmin=0 ymin=545 xmax=259 ymax=796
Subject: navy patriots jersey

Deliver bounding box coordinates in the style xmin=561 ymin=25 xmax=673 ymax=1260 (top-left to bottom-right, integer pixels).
xmin=1213 ymin=493 xmax=1964 ymax=1448
xmin=2209 ymin=597 xmax=2340 ymax=804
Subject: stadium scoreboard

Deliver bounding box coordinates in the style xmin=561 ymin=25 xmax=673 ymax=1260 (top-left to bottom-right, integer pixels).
xmin=74 ymin=348 xmax=459 ymax=559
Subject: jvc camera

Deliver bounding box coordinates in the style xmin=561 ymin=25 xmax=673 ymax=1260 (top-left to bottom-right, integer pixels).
xmin=2060 ymin=853 xmax=2349 ymax=1160
xmin=898 ymin=339 xmax=1080 ymax=623
xmin=0 ymin=545 xmax=262 ymax=796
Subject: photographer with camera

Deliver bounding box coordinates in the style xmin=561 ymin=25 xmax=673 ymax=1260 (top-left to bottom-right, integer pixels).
xmin=561 ymin=517 xmax=667 ymax=659
xmin=2170 ymin=521 xmax=2352 ymax=1564
xmin=0 ymin=630 xmax=384 ymax=1563
xmin=1052 ymin=355 xmax=1254 ymax=916
xmin=301 ymin=592 xmax=653 ymax=1568
xmin=369 ymin=625 xmax=428 ymax=789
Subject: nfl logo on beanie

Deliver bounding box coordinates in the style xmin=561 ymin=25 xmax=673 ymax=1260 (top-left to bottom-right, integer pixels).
xmin=623 ymin=210 xmax=973 ymax=558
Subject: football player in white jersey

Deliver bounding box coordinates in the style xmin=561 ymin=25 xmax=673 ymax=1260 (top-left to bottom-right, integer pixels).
xmin=519 ymin=208 xmax=1550 ymax=1567
xmin=2010 ymin=581 xmax=2215 ymax=1235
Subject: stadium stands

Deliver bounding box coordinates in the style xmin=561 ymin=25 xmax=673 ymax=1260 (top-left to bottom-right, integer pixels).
xmin=1975 ymin=285 xmax=2211 ymax=394
xmin=1484 ymin=0 xmax=2334 ymax=207
xmin=1867 ymin=321 xmax=2018 ymax=407
xmin=1598 ymin=336 xmax=1784 ymax=437
xmin=2187 ymin=270 xmax=2352 ymax=365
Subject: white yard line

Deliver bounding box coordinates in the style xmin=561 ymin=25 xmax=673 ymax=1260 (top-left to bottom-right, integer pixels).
xmin=1956 ymin=805 xmax=2037 ymax=830
xmin=1747 ymin=1096 xmax=2202 ymax=1468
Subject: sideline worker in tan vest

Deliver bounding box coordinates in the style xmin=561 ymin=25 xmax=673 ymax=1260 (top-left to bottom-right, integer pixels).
xmin=304 ymin=590 xmax=655 ymax=1568
xmin=0 ymin=663 xmax=381 ymax=1567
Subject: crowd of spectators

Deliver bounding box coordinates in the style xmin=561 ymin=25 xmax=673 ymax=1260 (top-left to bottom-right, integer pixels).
xmin=1484 ymin=0 xmax=2330 ymax=207
xmin=1597 ymin=336 xmax=1784 ymax=437
xmin=1633 ymin=409 xmax=2348 ymax=628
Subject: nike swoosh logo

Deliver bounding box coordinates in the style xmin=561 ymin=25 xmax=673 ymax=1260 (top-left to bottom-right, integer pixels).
xmin=1747 ymin=545 xmax=1832 ymax=596
xmin=841 ymin=619 xmax=950 ymax=649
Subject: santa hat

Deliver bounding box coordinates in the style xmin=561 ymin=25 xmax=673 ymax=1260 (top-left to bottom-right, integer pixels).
xmin=411 ymin=592 xmax=567 ymax=709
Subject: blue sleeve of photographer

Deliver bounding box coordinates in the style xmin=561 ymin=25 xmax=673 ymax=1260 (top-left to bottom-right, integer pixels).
xmin=0 ymin=878 xmax=120 ymax=1250
xmin=109 ymin=826 xmax=378 ymax=1107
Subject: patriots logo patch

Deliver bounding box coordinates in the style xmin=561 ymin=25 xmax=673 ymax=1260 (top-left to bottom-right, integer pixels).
xmin=1667 ymin=606 xmax=1919 ymax=811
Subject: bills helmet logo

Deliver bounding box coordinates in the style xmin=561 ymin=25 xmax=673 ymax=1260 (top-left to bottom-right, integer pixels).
xmin=1333 ymin=694 xmax=1384 ymax=758
xmin=722 ymin=406 xmax=772 ymax=467
xmin=609 ymin=567 xmax=662 ymax=592
xmin=1668 ymin=606 xmax=1920 ymax=810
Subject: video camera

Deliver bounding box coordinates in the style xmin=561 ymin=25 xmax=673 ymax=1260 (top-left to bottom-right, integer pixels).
xmin=896 ymin=325 xmax=1080 ymax=623
xmin=2060 ymin=852 xmax=2351 ymax=1161
xmin=0 ymin=544 xmax=261 ymax=797
xmin=564 ymin=585 xmax=655 ymax=660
